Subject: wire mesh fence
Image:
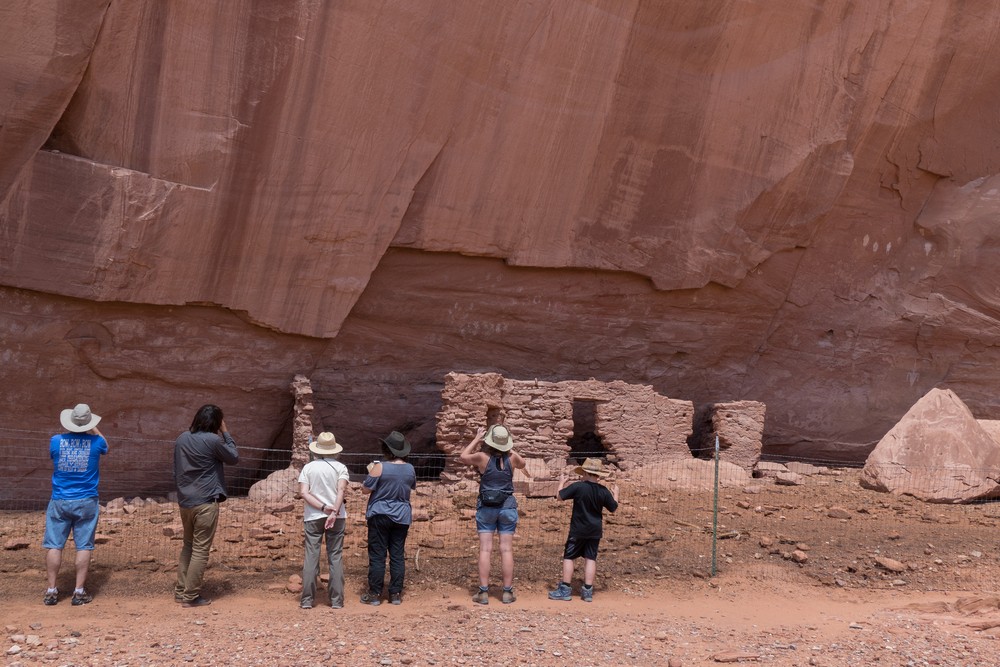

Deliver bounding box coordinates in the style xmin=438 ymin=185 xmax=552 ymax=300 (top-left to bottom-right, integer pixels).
xmin=4 ymin=428 xmax=1000 ymax=593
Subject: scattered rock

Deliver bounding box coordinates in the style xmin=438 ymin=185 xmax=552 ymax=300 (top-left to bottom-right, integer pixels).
xmin=874 ymin=556 xmax=906 ymax=573
xmin=775 ymin=472 xmax=804 ymax=486
xmin=712 ymin=651 xmax=760 ymax=662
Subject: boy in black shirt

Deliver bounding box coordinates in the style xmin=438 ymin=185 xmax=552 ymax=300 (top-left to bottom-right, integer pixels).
xmin=548 ymin=458 xmax=619 ymax=602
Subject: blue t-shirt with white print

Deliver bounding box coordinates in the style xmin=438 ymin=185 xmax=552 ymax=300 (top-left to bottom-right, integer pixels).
xmin=50 ymin=433 xmax=108 ymax=500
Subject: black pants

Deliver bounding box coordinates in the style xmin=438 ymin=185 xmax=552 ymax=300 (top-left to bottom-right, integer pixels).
xmin=367 ymin=514 xmax=409 ymax=595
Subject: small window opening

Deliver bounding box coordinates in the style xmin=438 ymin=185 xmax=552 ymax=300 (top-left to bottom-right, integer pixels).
xmin=486 ymin=406 xmax=503 ymax=427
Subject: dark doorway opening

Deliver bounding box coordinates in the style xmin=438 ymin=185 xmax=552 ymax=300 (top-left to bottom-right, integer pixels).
xmin=567 ymin=399 xmax=607 ymax=464
xmin=686 ymin=403 xmax=715 ymax=459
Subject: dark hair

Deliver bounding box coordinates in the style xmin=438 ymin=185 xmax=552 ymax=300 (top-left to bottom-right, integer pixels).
xmin=190 ymin=404 xmax=223 ymax=434
xmin=380 ymin=443 xmax=406 ymax=461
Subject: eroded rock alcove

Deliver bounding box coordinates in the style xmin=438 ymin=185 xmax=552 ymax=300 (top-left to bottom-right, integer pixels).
xmin=5 ymin=2 xmax=1000 ymax=499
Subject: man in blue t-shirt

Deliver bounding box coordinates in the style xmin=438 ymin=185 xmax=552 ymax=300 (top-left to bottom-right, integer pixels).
xmin=43 ymin=403 xmax=108 ymax=606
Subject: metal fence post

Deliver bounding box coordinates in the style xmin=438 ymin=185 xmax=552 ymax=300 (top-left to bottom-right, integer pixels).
xmin=712 ymin=434 xmax=719 ymax=577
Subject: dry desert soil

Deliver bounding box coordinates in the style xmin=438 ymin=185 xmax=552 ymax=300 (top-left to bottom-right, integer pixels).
xmin=4 ymin=469 xmax=1000 ymax=667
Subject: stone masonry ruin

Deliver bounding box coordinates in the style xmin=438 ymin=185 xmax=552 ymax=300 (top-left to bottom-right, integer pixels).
xmin=689 ymin=400 xmax=768 ymax=471
xmin=248 ymin=371 xmax=766 ymax=502
xmin=434 ymin=372 xmax=767 ymax=489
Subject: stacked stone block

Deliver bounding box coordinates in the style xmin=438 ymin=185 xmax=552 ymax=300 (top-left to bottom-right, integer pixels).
xmin=691 ymin=400 xmax=766 ymax=472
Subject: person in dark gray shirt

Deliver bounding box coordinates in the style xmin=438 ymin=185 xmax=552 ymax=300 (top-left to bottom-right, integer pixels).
xmin=173 ymin=404 xmax=239 ymax=607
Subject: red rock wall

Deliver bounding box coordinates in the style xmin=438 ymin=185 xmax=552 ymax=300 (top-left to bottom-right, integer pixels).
xmin=5 ymin=2 xmax=1000 ymax=496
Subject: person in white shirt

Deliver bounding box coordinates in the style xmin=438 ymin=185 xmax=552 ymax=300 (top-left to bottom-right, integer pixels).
xmin=297 ymin=431 xmax=350 ymax=609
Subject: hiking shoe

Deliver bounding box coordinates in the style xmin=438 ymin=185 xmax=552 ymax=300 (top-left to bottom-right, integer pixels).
xmin=300 ymin=599 xmax=313 ymax=609
xmin=581 ymin=586 xmax=593 ymax=603
xmin=548 ymin=582 xmax=572 ymax=601
xmin=71 ymin=590 xmax=93 ymax=606
xmin=472 ymin=589 xmax=489 ymax=605
xmin=360 ymin=592 xmax=381 ymax=606
xmin=502 ymin=588 xmax=516 ymax=604
xmin=180 ymin=596 xmax=211 ymax=608
xmin=43 ymin=590 xmax=58 ymax=606
xmin=390 ymin=592 xmax=402 ymax=605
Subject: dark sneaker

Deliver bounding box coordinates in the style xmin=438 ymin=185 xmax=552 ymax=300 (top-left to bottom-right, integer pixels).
xmin=502 ymin=588 xmax=516 ymax=604
xmin=180 ymin=596 xmax=211 ymax=608
xmin=43 ymin=590 xmax=58 ymax=606
xmin=581 ymin=586 xmax=593 ymax=603
xmin=300 ymin=599 xmax=313 ymax=609
xmin=389 ymin=592 xmax=402 ymax=605
xmin=472 ymin=589 xmax=489 ymax=605
xmin=360 ymin=592 xmax=381 ymax=606
xmin=71 ymin=590 xmax=93 ymax=606
xmin=548 ymin=582 xmax=572 ymax=601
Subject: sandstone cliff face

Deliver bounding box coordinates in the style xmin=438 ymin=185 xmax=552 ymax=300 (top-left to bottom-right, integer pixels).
xmin=4 ymin=1 xmax=1000 ymax=494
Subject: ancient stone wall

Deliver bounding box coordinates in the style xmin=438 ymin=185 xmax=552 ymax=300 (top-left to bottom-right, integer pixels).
xmin=691 ymin=401 xmax=766 ymax=471
xmin=436 ymin=373 xmax=695 ymax=477
xmin=289 ymin=374 xmax=315 ymax=470
xmin=435 ymin=372 xmax=505 ymax=477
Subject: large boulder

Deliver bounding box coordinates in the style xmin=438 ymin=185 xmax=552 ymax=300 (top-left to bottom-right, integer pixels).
xmin=248 ymin=467 xmax=300 ymax=504
xmin=860 ymin=389 xmax=1000 ymax=503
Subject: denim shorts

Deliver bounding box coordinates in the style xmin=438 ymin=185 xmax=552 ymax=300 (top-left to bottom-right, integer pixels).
xmin=475 ymin=506 xmax=518 ymax=534
xmin=43 ymin=497 xmax=100 ymax=550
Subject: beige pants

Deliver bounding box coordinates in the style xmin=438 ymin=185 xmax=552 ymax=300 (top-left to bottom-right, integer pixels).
xmin=174 ymin=501 xmax=219 ymax=601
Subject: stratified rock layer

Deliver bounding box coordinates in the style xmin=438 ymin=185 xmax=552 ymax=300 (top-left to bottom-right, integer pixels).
xmin=5 ymin=2 xmax=1000 ymax=497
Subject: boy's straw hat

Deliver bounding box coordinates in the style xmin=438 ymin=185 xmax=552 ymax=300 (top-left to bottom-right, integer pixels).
xmin=574 ymin=457 xmax=610 ymax=477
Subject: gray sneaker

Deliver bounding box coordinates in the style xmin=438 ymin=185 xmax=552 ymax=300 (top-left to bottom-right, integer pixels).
xmin=548 ymin=582 xmax=572 ymax=601
xmin=502 ymin=588 xmax=516 ymax=604
xmin=360 ymin=592 xmax=381 ymax=606
xmin=71 ymin=590 xmax=93 ymax=606
xmin=581 ymin=586 xmax=593 ymax=602
xmin=472 ymin=589 xmax=489 ymax=605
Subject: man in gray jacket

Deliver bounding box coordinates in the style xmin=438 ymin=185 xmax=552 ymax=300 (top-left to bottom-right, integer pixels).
xmin=173 ymin=404 xmax=239 ymax=607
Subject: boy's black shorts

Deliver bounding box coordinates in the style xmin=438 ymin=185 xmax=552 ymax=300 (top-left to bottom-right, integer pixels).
xmin=562 ymin=536 xmax=601 ymax=561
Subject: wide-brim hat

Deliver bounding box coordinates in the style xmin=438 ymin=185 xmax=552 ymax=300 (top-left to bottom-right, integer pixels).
xmin=380 ymin=431 xmax=411 ymax=458
xmin=574 ymin=457 xmax=610 ymax=478
xmin=60 ymin=403 xmax=101 ymax=433
xmin=309 ymin=431 xmax=342 ymax=456
xmin=484 ymin=425 xmax=513 ymax=452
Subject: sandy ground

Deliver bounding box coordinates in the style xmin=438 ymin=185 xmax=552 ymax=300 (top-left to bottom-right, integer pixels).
xmin=5 ymin=469 xmax=1000 ymax=665
xmin=3 ymin=571 xmax=999 ymax=666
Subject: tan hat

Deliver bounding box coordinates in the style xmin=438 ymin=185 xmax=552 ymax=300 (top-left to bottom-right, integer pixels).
xmin=309 ymin=431 xmax=342 ymax=456
xmin=484 ymin=425 xmax=513 ymax=452
xmin=574 ymin=457 xmax=610 ymax=478
xmin=60 ymin=404 xmax=101 ymax=433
